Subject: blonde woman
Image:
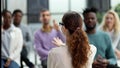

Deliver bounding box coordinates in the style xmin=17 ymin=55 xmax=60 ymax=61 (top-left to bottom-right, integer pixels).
xmin=100 ymin=10 xmax=120 ymax=59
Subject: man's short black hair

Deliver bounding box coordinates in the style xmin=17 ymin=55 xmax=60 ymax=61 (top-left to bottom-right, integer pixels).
xmin=12 ymin=9 xmax=23 ymax=16
xmin=83 ymin=7 xmax=98 ymax=16
xmin=40 ymin=8 xmax=49 ymax=13
xmin=2 ymin=9 xmax=12 ymax=17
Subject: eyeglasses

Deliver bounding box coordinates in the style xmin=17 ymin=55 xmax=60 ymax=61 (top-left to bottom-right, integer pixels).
xmin=59 ymin=22 xmax=64 ymax=26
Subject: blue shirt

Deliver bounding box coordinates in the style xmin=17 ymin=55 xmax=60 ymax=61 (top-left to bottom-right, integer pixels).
xmin=17 ymin=24 xmax=33 ymax=47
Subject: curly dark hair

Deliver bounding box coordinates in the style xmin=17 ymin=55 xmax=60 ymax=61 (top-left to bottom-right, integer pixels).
xmin=83 ymin=7 xmax=98 ymax=17
xmin=62 ymin=11 xmax=90 ymax=68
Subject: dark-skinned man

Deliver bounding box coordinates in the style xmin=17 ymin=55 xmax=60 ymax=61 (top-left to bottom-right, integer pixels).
xmin=83 ymin=8 xmax=118 ymax=68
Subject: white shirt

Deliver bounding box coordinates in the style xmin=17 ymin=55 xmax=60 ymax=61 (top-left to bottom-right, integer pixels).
xmin=48 ymin=44 xmax=97 ymax=68
xmin=4 ymin=25 xmax=23 ymax=66
xmin=107 ymin=29 xmax=120 ymax=50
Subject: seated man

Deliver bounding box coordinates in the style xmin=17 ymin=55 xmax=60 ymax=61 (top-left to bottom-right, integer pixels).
xmin=82 ymin=8 xmax=118 ymax=68
xmin=1 ymin=10 xmax=23 ymax=68
xmin=12 ymin=9 xmax=34 ymax=68
xmin=34 ymin=9 xmax=65 ymax=68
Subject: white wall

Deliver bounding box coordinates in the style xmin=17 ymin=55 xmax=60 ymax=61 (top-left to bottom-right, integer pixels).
xmin=111 ymin=0 xmax=120 ymax=8
xmin=7 ymin=0 xmax=27 ymax=24
xmin=6 ymin=0 xmax=119 ymax=24
xmin=49 ymin=0 xmax=69 ymax=13
xmin=49 ymin=0 xmax=87 ymax=25
xmin=71 ymin=0 xmax=87 ymax=12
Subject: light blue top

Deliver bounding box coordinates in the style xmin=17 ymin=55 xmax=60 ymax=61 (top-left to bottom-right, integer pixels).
xmin=87 ymin=30 xmax=117 ymax=65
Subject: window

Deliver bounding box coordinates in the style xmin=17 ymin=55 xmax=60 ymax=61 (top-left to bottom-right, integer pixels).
xmin=27 ymin=0 xmax=49 ymax=23
xmin=1 ymin=0 xmax=6 ymax=11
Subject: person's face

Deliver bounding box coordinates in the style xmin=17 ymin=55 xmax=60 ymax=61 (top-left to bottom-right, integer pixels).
xmin=40 ymin=11 xmax=51 ymax=25
xmin=3 ymin=12 xmax=12 ymax=26
xmin=105 ymin=13 xmax=115 ymax=28
xmin=13 ymin=12 xmax=23 ymax=24
xmin=84 ymin=12 xmax=97 ymax=30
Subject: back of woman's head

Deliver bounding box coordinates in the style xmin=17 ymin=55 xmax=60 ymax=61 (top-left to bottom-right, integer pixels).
xmin=62 ymin=12 xmax=82 ymax=34
xmin=62 ymin=11 xmax=90 ymax=68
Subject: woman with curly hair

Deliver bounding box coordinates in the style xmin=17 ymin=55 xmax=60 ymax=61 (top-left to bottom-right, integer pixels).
xmin=47 ymin=11 xmax=97 ymax=68
xmin=99 ymin=10 xmax=120 ymax=59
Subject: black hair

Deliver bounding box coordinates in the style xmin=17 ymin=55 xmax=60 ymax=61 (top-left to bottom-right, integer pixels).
xmin=40 ymin=8 xmax=49 ymax=13
xmin=2 ymin=9 xmax=12 ymax=17
xmin=12 ymin=9 xmax=23 ymax=16
xmin=83 ymin=7 xmax=98 ymax=16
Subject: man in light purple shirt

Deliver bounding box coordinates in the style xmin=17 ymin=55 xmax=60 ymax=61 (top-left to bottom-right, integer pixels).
xmin=34 ymin=9 xmax=65 ymax=68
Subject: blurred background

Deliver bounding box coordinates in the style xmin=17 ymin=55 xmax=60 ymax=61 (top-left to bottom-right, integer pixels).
xmin=1 ymin=0 xmax=120 ymax=24
xmin=1 ymin=0 xmax=120 ymax=68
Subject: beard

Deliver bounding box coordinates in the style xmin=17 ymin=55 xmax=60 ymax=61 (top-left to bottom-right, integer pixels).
xmin=42 ymin=21 xmax=49 ymax=25
xmin=85 ymin=24 xmax=96 ymax=30
xmin=42 ymin=20 xmax=50 ymax=25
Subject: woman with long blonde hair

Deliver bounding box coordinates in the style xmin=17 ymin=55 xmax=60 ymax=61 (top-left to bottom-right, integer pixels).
xmin=47 ymin=11 xmax=96 ymax=68
xmin=100 ymin=10 xmax=120 ymax=59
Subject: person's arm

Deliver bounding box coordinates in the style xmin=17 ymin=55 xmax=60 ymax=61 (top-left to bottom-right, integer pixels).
xmin=90 ymin=45 xmax=97 ymax=63
xmin=115 ymin=36 xmax=120 ymax=59
xmin=9 ymin=29 xmax=23 ymax=60
xmin=115 ymin=49 xmax=120 ymax=59
xmin=116 ymin=37 xmax=120 ymax=50
xmin=88 ymin=45 xmax=97 ymax=68
xmin=53 ymin=19 xmax=66 ymax=43
xmin=24 ymin=27 xmax=33 ymax=47
xmin=57 ymin=30 xmax=66 ymax=43
xmin=34 ymin=33 xmax=49 ymax=57
xmin=105 ymin=35 xmax=117 ymax=65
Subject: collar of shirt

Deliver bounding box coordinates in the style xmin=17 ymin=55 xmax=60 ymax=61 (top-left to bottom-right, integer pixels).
xmin=4 ymin=24 xmax=15 ymax=33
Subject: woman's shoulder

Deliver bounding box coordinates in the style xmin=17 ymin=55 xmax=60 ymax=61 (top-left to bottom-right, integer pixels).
xmin=89 ymin=44 xmax=97 ymax=49
xmin=89 ymin=44 xmax=97 ymax=54
xmin=49 ymin=46 xmax=68 ymax=56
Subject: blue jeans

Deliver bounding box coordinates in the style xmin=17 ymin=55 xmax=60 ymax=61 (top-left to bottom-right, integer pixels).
xmin=1 ymin=59 xmax=19 ymax=68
